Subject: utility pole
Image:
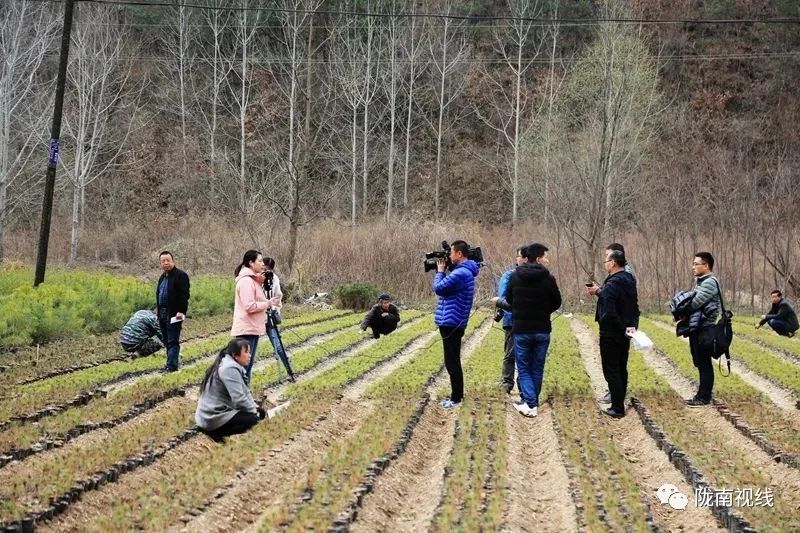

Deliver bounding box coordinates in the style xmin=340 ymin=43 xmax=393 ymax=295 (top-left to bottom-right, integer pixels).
xmin=34 ymin=0 xmax=76 ymax=286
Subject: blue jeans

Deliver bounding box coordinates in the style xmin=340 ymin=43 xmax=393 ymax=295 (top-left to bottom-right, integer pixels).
xmin=266 ymin=325 xmax=294 ymax=376
xmin=158 ymin=309 xmax=182 ymax=369
xmin=236 ymin=334 xmax=260 ymax=384
xmin=513 ymin=332 xmax=551 ymax=408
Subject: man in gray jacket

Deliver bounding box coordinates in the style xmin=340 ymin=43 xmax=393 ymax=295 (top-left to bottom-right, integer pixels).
xmin=686 ymin=252 xmax=722 ymax=406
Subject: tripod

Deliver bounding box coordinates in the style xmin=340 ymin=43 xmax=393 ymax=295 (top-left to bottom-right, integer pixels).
xmin=265 ymin=273 xmax=295 ymax=382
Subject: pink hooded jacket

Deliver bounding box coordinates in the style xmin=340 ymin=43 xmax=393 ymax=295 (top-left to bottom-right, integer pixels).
xmin=231 ymin=266 xmax=270 ymax=337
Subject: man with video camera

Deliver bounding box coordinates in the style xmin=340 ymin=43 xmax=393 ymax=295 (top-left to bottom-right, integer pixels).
xmin=432 ymin=240 xmax=480 ymax=409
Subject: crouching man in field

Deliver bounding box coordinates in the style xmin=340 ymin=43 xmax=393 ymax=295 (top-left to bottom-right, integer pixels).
xmin=119 ymin=308 xmax=163 ymax=357
xmin=756 ymin=289 xmax=799 ymax=338
xmin=360 ymin=293 xmax=401 ymax=339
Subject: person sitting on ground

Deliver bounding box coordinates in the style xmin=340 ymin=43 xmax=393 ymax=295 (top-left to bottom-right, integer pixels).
xmin=360 ymin=293 xmax=401 ymax=339
xmin=195 ymin=338 xmax=266 ymax=442
xmin=119 ymin=308 xmax=164 ymax=357
xmin=757 ymin=290 xmax=799 ymax=338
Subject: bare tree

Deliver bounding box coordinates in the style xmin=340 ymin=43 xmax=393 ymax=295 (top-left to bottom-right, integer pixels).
xmin=379 ymin=1 xmax=403 ymax=221
xmin=267 ymin=0 xmax=339 ymax=277
xmin=60 ymin=3 xmax=143 ymax=263
xmin=157 ymin=0 xmax=196 ymax=177
xmin=0 ymin=0 xmax=57 ymax=260
xmin=399 ymin=0 xmax=427 ymax=209
xmin=329 ymin=18 xmax=370 ymax=225
xmin=359 ymin=1 xmax=380 ymax=217
xmin=193 ymin=0 xmax=234 ymax=167
xmin=223 ymin=0 xmax=265 ymax=218
xmin=475 ymin=0 xmax=548 ymax=226
xmin=426 ymin=0 xmax=470 ymax=211
xmin=545 ymin=2 xmax=664 ymax=278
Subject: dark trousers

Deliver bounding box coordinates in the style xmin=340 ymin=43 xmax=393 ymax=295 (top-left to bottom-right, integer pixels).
xmin=440 ymin=326 xmax=465 ymax=403
xmin=768 ymin=318 xmax=797 ymax=337
xmin=366 ymin=316 xmax=398 ymax=339
xmin=599 ymin=333 xmax=630 ymax=413
xmin=689 ymin=332 xmax=714 ymax=402
xmin=158 ymin=309 xmax=183 ymax=369
xmin=236 ymin=334 xmax=260 ymax=384
xmin=502 ymin=327 xmax=516 ymax=389
xmin=206 ymin=410 xmax=259 ymax=439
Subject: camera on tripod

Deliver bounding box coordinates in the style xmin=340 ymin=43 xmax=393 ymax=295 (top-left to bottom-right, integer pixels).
xmin=423 ymin=240 xmax=484 ymax=272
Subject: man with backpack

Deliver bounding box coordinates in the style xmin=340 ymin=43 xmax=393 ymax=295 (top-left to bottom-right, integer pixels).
xmin=684 ymin=252 xmax=722 ymax=406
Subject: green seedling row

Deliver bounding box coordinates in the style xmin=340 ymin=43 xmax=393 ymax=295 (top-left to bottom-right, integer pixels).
xmin=546 ymin=317 xmax=651 ymax=531
xmin=646 ymin=314 xmax=800 ymax=396
xmin=639 ymin=317 xmax=800 ymax=454
xmin=259 ymin=316 xmax=487 ymax=531
xmin=432 ymin=325 xmax=507 ymax=532
xmin=68 ymin=314 xmax=439 ymax=529
xmin=731 ymin=319 xmax=800 ymax=360
xmin=0 ymin=312 xmax=359 ymax=423
xmin=0 ymin=318 xmax=372 ymax=457
xmin=0 ymin=313 xmax=370 ymax=523
xmin=287 ymin=314 xmax=436 ymax=398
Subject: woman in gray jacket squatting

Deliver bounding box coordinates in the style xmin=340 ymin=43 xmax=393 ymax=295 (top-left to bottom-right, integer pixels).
xmin=195 ymin=338 xmax=266 ymax=441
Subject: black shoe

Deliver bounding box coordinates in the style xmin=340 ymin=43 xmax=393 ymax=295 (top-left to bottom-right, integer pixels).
xmin=601 ymin=407 xmax=625 ymax=419
xmin=162 ymin=365 xmax=178 ymax=373
xmin=788 ymin=331 xmax=796 ymax=338
xmin=288 ymin=372 xmax=296 ymax=383
xmin=685 ymin=397 xmax=710 ymax=407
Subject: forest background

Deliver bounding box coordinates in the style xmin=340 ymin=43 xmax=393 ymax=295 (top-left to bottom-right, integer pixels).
xmin=1 ymin=0 xmax=799 ymax=310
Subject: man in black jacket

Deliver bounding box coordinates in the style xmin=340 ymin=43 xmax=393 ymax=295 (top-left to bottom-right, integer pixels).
xmin=360 ymin=293 xmax=401 ymax=339
xmin=595 ymin=248 xmax=639 ymax=418
xmin=757 ymin=290 xmax=799 ymax=337
xmin=493 ymin=243 xmax=561 ymax=418
xmin=156 ymin=251 xmax=190 ymax=371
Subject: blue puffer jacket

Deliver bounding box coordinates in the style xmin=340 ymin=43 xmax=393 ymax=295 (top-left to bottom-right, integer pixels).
xmin=433 ymin=259 xmax=480 ymax=327
xmin=497 ymin=268 xmax=513 ymax=329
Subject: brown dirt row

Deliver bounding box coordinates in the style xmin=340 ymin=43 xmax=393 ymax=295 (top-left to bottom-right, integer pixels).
xmin=568 ymin=317 xmax=725 ymax=532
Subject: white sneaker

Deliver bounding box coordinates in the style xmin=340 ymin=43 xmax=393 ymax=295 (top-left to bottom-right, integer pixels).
xmin=513 ymin=402 xmax=537 ymax=417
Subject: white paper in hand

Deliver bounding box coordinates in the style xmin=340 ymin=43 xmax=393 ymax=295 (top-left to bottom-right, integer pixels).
xmin=170 ymin=315 xmax=184 ymax=324
xmin=630 ymin=330 xmax=653 ymax=350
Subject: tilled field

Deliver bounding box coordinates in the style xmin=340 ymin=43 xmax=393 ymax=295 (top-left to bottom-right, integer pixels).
xmin=0 ymin=308 xmax=797 ymax=531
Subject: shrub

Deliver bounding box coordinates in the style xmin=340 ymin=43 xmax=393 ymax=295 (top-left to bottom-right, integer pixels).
xmin=333 ymin=282 xmax=379 ymax=311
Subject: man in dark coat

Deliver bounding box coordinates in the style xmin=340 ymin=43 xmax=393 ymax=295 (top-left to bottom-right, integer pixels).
xmin=360 ymin=293 xmax=401 ymax=339
xmin=156 ymin=250 xmax=190 ymax=371
xmin=757 ymin=290 xmax=799 ymax=337
xmin=595 ymin=248 xmax=640 ymax=418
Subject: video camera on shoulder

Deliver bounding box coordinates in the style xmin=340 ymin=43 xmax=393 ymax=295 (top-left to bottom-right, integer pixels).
xmin=423 ymin=240 xmax=484 ymax=272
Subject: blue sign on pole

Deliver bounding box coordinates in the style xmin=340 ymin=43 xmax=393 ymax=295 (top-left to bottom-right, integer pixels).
xmin=48 ymin=138 xmax=60 ymax=167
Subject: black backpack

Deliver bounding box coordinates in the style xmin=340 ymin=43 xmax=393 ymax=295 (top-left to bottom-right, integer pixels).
xmin=697 ymin=278 xmax=733 ymax=376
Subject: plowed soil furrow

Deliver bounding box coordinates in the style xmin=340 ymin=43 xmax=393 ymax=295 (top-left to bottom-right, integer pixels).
xmin=348 ymin=318 xmax=493 ymax=532
xmin=501 ymin=405 xmax=579 ymax=533
xmin=569 ymin=318 xmax=725 ymax=532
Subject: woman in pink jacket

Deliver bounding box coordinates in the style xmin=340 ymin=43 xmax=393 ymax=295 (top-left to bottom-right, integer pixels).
xmin=231 ymin=250 xmax=279 ymax=383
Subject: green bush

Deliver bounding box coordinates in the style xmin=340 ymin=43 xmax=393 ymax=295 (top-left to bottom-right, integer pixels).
xmin=333 ymin=282 xmax=379 ymax=311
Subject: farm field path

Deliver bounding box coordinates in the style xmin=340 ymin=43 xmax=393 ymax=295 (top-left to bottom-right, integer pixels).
xmin=568 ymin=317 xmax=724 ymax=532
xmin=633 ymin=324 xmax=800 ymax=510
xmin=347 ymin=318 xmax=493 ymax=533
xmin=39 ymin=317 xmax=435 ymax=532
